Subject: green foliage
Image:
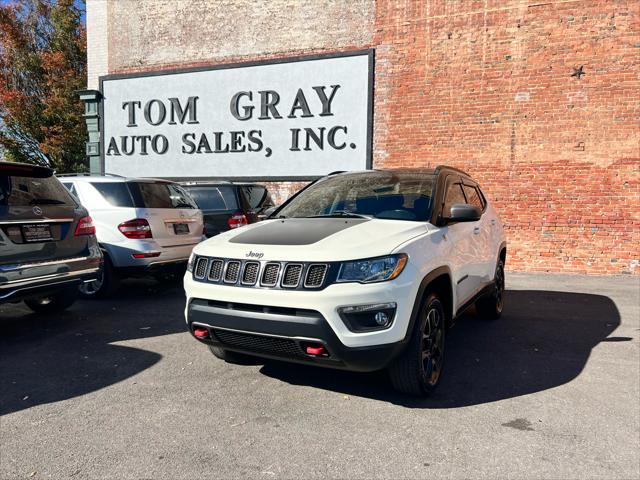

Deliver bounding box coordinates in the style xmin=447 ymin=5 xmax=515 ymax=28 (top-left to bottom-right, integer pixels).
xmin=0 ymin=0 xmax=87 ymax=173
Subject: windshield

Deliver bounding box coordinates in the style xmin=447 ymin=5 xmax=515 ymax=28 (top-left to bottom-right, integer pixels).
xmin=277 ymin=172 xmax=435 ymax=221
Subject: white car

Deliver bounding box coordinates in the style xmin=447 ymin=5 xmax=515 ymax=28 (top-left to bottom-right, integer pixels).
xmin=183 ymin=167 xmax=506 ymax=396
xmin=60 ymin=175 xmax=203 ymax=297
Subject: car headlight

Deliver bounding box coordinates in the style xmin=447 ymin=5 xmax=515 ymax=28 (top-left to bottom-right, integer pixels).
xmin=187 ymin=252 xmax=196 ymax=272
xmin=337 ymin=254 xmax=408 ymax=284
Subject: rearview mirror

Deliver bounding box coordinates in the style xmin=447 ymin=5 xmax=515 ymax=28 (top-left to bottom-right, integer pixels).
xmin=445 ymin=204 xmax=481 ymax=223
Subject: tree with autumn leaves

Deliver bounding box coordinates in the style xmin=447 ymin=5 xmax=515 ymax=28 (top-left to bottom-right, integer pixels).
xmin=0 ymin=0 xmax=86 ymax=172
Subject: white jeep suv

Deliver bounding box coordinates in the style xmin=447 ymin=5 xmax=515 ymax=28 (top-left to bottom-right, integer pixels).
xmin=61 ymin=175 xmax=203 ymax=297
xmin=184 ymin=167 xmax=506 ymax=395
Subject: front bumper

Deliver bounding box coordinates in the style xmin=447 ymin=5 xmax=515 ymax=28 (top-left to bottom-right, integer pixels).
xmin=187 ymin=299 xmax=406 ymax=372
xmin=184 ymin=266 xmax=421 ymax=370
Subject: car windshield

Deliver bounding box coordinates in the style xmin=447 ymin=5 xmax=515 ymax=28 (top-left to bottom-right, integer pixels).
xmin=277 ymin=171 xmax=436 ymax=221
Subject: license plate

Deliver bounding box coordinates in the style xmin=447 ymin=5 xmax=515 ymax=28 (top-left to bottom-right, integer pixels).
xmin=22 ymin=223 xmax=53 ymax=242
xmin=173 ymin=223 xmax=189 ymax=235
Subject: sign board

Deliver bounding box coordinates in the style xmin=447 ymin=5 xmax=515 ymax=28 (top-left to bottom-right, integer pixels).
xmin=100 ymin=50 xmax=373 ymax=180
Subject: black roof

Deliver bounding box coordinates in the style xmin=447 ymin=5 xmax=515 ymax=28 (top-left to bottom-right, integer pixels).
xmin=337 ymin=165 xmax=471 ymax=178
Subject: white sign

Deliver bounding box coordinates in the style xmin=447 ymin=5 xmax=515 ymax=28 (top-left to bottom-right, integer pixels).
xmin=100 ymin=51 xmax=373 ymax=179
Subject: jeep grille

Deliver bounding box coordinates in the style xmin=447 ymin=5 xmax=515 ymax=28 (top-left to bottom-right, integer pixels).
xmin=192 ymin=256 xmax=330 ymax=290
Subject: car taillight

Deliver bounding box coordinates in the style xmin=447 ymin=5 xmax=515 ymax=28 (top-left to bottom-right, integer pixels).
xmin=118 ymin=218 xmax=152 ymax=239
xmin=227 ymin=213 xmax=248 ymax=229
xmin=74 ymin=216 xmax=96 ymax=236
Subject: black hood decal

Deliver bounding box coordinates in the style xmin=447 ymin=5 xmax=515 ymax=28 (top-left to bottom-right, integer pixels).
xmin=229 ymin=218 xmax=369 ymax=245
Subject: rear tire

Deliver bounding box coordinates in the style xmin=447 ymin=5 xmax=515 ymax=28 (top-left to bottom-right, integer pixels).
xmin=476 ymin=259 xmax=505 ymax=320
xmin=24 ymin=287 xmax=78 ymax=314
xmin=208 ymin=345 xmax=257 ymax=364
xmin=388 ymin=292 xmax=446 ymax=396
xmin=79 ymin=254 xmax=120 ymax=299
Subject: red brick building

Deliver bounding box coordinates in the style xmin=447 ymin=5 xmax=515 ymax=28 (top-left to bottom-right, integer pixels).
xmin=85 ymin=0 xmax=639 ymax=275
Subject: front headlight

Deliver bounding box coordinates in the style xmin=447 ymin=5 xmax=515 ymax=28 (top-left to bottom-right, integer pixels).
xmin=187 ymin=252 xmax=196 ymax=272
xmin=337 ymin=254 xmax=408 ymax=284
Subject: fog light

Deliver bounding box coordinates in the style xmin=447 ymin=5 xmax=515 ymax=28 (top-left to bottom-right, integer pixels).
xmin=338 ymin=302 xmax=397 ymax=332
xmin=374 ymin=311 xmax=390 ymax=326
xmin=193 ymin=327 xmax=210 ymax=339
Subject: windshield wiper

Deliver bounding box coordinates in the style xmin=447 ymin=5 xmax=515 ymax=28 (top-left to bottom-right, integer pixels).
xmin=307 ymin=211 xmax=372 ymax=219
xmin=29 ymin=198 xmax=66 ymax=205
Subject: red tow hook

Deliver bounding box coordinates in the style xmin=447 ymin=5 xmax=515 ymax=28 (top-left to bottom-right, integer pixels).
xmin=193 ymin=327 xmax=210 ymax=339
xmin=305 ymin=345 xmax=326 ymax=356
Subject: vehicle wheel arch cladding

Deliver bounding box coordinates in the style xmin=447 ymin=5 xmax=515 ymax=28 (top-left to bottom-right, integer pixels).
xmin=404 ymin=266 xmax=454 ymax=342
xmin=499 ymin=241 xmax=507 ymax=264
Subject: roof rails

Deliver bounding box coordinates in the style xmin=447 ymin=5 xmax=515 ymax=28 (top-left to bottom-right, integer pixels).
xmin=56 ymin=172 xmax=124 ymax=178
xmin=56 ymin=172 xmax=91 ymax=177
xmin=326 ymin=170 xmax=346 ymax=176
xmin=435 ymin=165 xmax=471 ymax=177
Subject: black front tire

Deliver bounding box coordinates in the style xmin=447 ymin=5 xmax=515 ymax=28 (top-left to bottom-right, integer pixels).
xmin=388 ymin=292 xmax=446 ymax=396
xmin=24 ymin=287 xmax=78 ymax=314
xmin=208 ymin=345 xmax=257 ymax=364
xmin=476 ymin=259 xmax=505 ymax=320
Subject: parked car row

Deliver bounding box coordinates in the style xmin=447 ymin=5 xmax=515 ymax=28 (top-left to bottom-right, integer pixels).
xmin=1 ymin=161 xmax=274 ymax=310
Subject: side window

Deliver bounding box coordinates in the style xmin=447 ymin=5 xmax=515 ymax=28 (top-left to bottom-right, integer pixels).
xmin=443 ymin=181 xmax=466 ymax=217
xmin=92 ymin=182 xmax=135 ymax=207
xmin=462 ymin=184 xmax=483 ymax=210
xmin=62 ymin=182 xmax=78 ymax=199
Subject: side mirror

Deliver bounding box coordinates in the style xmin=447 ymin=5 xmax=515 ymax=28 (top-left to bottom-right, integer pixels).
xmin=445 ymin=204 xmax=481 ymax=224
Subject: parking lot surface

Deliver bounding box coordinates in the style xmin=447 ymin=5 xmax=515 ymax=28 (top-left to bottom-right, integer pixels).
xmin=1 ymin=273 xmax=639 ymax=479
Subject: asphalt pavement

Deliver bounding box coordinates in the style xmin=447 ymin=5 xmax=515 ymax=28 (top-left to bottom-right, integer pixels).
xmin=1 ymin=273 xmax=639 ymax=479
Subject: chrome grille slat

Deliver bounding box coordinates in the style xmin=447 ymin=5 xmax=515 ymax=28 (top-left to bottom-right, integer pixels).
xmin=261 ymin=263 xmax=280 ymax=287
xmin=208 ymin=259 xmax=224 ymax=281
xmin=194 ymin=257 xmax=208 ymax=279
xmin=224 ymin=261 xmax=241 ymax=283
xmin=242 ymin=262 xmax=260 ymax=285
xmin=304 ymin=264 xmax=327 ymax=288
xmin=281 ymin=264 xmax=302 ymax=288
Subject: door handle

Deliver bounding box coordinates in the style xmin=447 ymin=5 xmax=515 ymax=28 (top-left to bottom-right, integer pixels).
xmin=473 ymin=227 xmax=481 ymax=234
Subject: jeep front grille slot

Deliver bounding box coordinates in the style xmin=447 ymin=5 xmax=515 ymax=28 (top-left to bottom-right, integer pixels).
xmin=305 ymin=264 xmax=327 ymax=288
xmin=261 ymin=263 xmax=280 ymax=286
xmin=224 ymin=261 xmax=241 ymax=283
xmin=194 ymin=258 xmax=208 ymax=279
xmin=282 ymin=264 xmax=302 ymax=287
xmin=208 ymin=259 xmax=224 ymax=281
xmin=242 ymin=262 xmax=260 ymax=285
xmin=212 ymin=328 xmax=304 ymax=359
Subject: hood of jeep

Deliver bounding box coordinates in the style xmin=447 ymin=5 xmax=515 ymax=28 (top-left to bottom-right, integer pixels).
xmin=193 ymin=218 xmax=433 ymax=262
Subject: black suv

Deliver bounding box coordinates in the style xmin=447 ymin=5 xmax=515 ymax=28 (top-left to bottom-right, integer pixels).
xmin=0 ymin=162 xmax=102 ymax=313
xmin=180 ymin=181 xmax=274 ymax=238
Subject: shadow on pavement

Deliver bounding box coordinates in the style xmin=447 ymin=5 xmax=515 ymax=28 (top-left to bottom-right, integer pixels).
xmin=259 ymin=289 xmax=621 ymax=407
xmin=0 ymin=279 xmax=186 ymax=417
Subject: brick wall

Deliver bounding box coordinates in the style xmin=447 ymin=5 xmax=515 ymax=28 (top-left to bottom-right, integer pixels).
xmin=91 ymin=0 xmax=640 ymax=275
xmin=372 ymin=0 xmax=639 ymax=274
